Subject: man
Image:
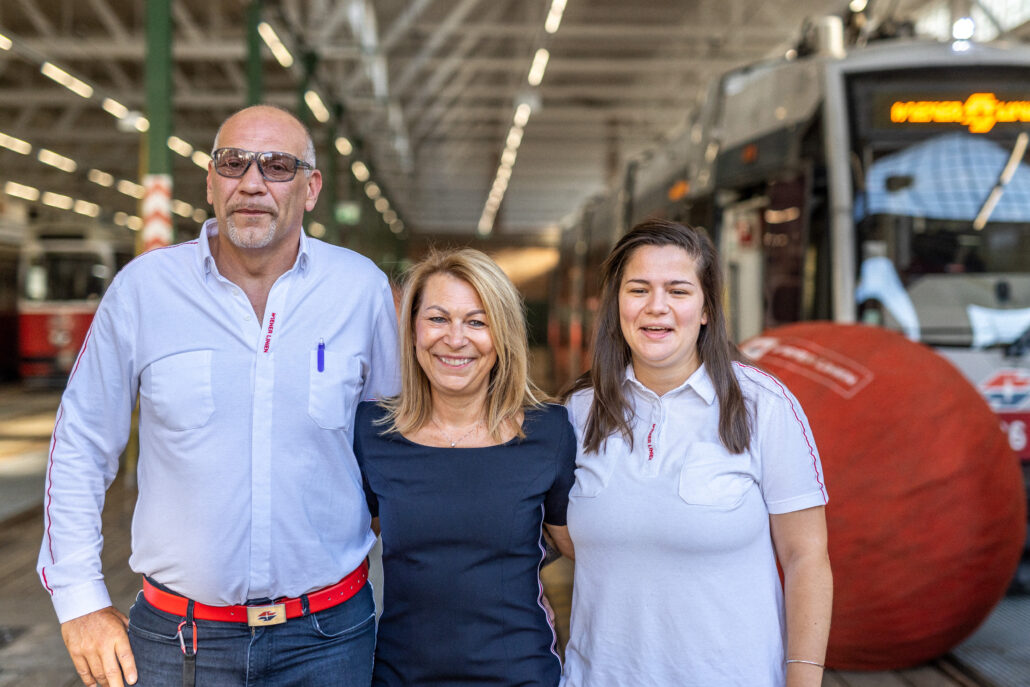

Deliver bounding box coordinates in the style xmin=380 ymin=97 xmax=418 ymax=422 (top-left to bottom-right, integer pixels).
xmin=37 ymin=105 xmax=399 ymax=686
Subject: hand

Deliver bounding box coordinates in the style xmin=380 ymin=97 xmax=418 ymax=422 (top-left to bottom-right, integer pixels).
xmin=60 ymin=606 xmax=138 ymax=686
xmin=539 ymin=593 xmax=556 ymax=625
xmin=543 ymin=524 xmax=575 ymax=561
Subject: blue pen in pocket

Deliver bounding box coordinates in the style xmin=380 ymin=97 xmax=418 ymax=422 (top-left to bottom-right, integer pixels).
xmin=317 ymin=338 xmax=325 ymax=372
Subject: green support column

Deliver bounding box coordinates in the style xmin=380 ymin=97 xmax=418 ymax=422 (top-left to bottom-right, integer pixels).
xmin=246 ymin=0 xmax=263 ymax=105
xmin=299 ymin=50 xmax=318 ymax=126
xmin=298 ymin=50 xmax=318 ymax=235
xmin=325 ymin=118 xmax=339 ymax=246
xmin=143 ymin=0 xmax=173 ymax=252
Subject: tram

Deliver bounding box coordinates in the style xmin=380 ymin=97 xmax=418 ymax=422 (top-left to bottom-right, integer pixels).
xmin=549 ymin=31 xmax=1030 ymax=473
xmin=16 ymin=222 xmax=134 ymax=386
xmin=0 ymin=221 xmax=21 ymax=381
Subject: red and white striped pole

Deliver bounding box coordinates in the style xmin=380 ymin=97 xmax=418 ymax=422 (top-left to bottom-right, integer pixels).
xmin=142 ymin=173 xmax=173 ymax=252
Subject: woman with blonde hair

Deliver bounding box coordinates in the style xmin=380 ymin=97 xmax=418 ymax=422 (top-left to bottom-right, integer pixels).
xmin=354 ymin=247 xmax=576 ymax=686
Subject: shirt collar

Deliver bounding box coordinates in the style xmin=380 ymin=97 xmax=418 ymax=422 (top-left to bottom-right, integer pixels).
xmin=197 ymin=218 xmax=312 ymax=278
xmin=198 ymin=218 xmax=218 ymax=279
xmin=296 ymin=227 xmax=312 ymax=273
xmin=624 ymin=362 xmax=717 ymax=405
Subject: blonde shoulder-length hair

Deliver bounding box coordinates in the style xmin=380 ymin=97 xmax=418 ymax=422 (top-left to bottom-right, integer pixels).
xmin=379 ymin=247 xmax=546 ymax=442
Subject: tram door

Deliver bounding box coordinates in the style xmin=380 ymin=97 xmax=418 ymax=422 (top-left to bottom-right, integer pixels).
xmin=721 ymin=197 xmax=764 ymax=342
xmin=762 ymin=176 xmax=808 ymax=328
xmin=720 ymin=174 xmax=810 ymax=342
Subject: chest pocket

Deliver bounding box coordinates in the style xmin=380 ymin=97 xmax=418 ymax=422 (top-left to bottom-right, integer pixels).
xmin=308 ymin=350 xmax=362 ymax=430
xmin=145 ymin=350 xmax=215 ymax=431
xmin=678 ymin=442 xmax=755 ymax=509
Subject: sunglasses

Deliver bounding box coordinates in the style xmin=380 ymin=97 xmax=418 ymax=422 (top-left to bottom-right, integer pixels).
xmin=211 ymin=147 xmax=313 ymax=182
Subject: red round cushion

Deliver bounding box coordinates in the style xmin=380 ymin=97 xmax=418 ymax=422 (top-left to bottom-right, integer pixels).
xmin=742 ymin=322 xmax=1025 ymax=670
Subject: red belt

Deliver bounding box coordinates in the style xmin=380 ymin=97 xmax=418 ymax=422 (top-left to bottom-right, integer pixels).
xmin=142 ymin=560 xmax=368 ymax=626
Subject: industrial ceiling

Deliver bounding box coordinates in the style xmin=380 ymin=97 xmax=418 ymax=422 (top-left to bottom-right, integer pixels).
xmin=0 ymin=0 xmax=984 ymax=250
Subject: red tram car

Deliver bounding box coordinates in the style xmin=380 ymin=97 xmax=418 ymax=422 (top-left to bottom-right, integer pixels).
xmin=17 ymin=223 xmax=134 ymax=386
xmin=0 ymin=222 xmax=21 ymax=382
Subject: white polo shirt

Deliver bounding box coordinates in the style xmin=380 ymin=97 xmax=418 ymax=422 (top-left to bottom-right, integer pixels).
xmin=38 ymin=220 xmax=400 ymax=622
xmin=562 ymin=362 xmax=827 ymax=687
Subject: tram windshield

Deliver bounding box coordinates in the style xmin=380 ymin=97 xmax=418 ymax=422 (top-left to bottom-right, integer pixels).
xmin=856 ymin=132 xmax=1030 ymax=347
xmin=21 ymin=250 xmax=109 ymax=303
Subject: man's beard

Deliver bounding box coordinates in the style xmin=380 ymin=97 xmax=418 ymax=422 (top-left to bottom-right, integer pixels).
xmin=225 ymin=214 xmax=278 ymax=249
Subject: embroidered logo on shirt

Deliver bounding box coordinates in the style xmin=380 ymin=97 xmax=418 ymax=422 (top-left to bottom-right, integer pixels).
xmin=263 ymin=312 xmax=277 ymax=353
xmin=647 ymin=423 xmax=656 ymax=460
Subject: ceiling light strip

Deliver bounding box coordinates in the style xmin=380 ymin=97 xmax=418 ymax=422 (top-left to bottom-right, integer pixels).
xmin=0 ymin=127 xmax=204 ymax=224
xmin=544 ymin=0 xmax=567 ymax=34
xmin=257 ymin=22 xmax=294 ymax=68
xmin=41 ymin=61 xmax=94 ymax=99
xmin=479 ymin=31 xmax=552 ymax=235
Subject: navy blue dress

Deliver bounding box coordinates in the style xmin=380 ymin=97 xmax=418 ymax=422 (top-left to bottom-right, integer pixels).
xmin=353 ymin=401 xmax=577 ymax=687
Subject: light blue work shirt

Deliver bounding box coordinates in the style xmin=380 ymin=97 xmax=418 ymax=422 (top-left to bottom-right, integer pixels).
xmin=38 ymin=219 xmax=400 ymax=622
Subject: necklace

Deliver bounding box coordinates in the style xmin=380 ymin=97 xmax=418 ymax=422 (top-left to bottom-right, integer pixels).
xmin=431 ymin=416 xmax=481 ymax=448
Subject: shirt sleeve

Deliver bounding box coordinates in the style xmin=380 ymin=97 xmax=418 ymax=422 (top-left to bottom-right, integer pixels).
xmin=544 ymin=406 xmax=578 ymax=526
xmin=361 ymin=274 xmax=400 ymax=402
xmin=37 ymin=276 xmax=139 ymax=623
xmin=755 ymin=381 xmax=829 ymax=515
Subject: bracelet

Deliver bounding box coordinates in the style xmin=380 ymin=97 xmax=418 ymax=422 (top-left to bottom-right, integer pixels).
xmin=786 ymin=659 xmax=825 ymax=668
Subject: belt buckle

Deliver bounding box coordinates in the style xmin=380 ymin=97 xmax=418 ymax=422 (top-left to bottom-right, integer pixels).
xmin=246 ymin=603 xmax=287 ymax=627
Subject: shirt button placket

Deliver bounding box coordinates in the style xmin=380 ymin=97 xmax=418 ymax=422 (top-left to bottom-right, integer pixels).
xmin=228 ymin=284 xmax=255 ymax=328
xmin=234 ymin=289 xmax=247 ymax=318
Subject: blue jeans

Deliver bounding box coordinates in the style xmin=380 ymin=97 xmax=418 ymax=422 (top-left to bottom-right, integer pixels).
xmin=127 ymin=582 xmax=375 ymax=686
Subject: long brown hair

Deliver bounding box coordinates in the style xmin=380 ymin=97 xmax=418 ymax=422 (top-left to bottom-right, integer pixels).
xmin=567 ymin=219 xmax=751 ymax=454
xmin=380 ymin=248 xmax=545 ymax=442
